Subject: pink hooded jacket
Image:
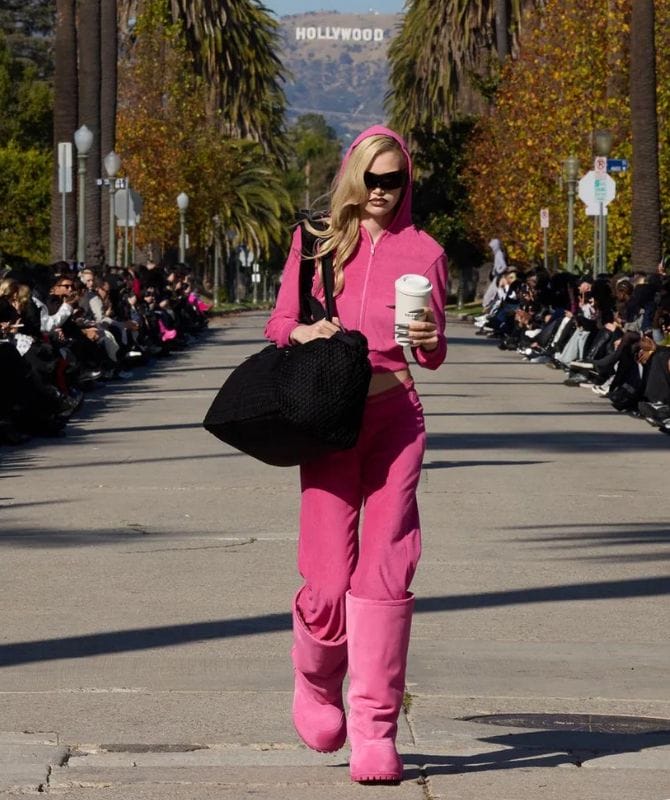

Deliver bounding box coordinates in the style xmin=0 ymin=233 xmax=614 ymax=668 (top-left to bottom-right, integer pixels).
xmin=264 ymin=126 xmax=448 ymax=373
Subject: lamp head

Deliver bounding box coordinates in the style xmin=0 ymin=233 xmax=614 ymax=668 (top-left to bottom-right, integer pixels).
xmin=74 ymin=125 xmax=94 ymax=155
xmin=594 ymin=129 xmax=613 ymax=157
xmin=563 ymin=155 xmax=580 ymax=182
xmin=104 ymin=151 xmax=122 ymax=178
xmin=177 ymin=192 xmax=189 ymax=211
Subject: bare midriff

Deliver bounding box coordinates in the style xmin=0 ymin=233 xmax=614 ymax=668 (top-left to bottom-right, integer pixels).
xmin=368 ymin=368 xmax=411 ymax=396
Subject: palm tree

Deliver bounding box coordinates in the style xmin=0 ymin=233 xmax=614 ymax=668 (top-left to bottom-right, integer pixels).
xmin=51 ymin=0 xmax=78 ymax=261
xmin=100 ymin=0 xmax=118 ymax=258
xmin=217 ymin=141 xmax=293 ymax=257
xmin=78 ymin=0 xmax=102 ymax=263
xmin=387 ymin=0 xmax=534 ymax=135
xmin=495 ymin=0 xmax=510 ymax=63
xmin=630 ymin=0 xmax=661 ymax=271
xmin=120 ymin=0 xmax=287 ymax=159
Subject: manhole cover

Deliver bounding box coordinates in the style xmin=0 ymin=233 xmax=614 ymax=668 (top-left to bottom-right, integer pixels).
xmin=461 ymin=713 xmax=670 ymax=735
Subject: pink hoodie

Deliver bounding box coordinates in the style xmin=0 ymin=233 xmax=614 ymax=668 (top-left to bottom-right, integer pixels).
xmin=264 ymin=126 xmax=448 ymax=373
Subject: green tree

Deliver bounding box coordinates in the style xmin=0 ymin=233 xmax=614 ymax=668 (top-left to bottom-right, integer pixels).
xmin=411 ymin=121 xmax=482 ymax=299
xmin=285 ymin=114 xmax=342 ymax=212
xmin=0 ymin=33 xmax=52 ymax=262
xmin=0 ymin=34 xmax=51 ymax=149
xmin=0 ymin=142 xmax=51 ymax=262
xmin=0 ymin=0 xmax=53 ymax=79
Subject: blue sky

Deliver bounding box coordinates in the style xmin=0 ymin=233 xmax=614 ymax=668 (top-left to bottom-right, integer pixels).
xmin=267 ymin=1 xmax=404 ymax=15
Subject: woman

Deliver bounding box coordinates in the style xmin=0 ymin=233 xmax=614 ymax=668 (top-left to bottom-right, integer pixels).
xmin=265 ymin=126 xmax=447 ymax=783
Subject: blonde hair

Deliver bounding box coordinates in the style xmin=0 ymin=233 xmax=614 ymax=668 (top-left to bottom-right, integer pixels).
xmin=304 ymin=134 xmax=406 ymax=295
xmin=15 ymin=283 xmax=31 ymax=311
xmin=0 ymin=278 xmax=18 ymax=298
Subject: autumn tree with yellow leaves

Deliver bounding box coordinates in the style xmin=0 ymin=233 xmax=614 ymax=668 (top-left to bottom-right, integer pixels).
xmin=464 ymin=0 xmax=670 ymax=269
xmin=116 ymin=1 xmax=291 ymax=263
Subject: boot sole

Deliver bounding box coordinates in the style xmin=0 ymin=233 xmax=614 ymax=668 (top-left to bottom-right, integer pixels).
xmin=293 ymin=720 xmax=347 ymax=753
xmin=353 ymin=775 xmax=402 ymax=784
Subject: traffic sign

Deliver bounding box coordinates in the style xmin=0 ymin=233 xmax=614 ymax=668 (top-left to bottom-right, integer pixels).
xmin=540 ymin=208 xmax=550 ymax=229
xmin=114 ymin=188 xmax=143 ymax=225
xmin=594 ymin=156 xmax=607 ymax=176
xmin=58 ymin=143 xmax=73 ymax=193
xmin=578 ymin=171 xmax=616 ymax=208
xmin=607 ymin=158 xmax=629 ymax=173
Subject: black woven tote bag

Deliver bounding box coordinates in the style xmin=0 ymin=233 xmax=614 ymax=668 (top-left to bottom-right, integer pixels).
xmin=203 ymin=225 xmax=372 ymax=466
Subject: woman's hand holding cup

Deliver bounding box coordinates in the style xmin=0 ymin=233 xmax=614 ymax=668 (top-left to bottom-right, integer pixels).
xmin=408 ymin=307 xmax=438 ymax=351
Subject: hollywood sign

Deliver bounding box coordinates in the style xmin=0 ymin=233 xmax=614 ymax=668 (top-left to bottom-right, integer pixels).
xmin=295 ymin=26 xmax=385 ymax=43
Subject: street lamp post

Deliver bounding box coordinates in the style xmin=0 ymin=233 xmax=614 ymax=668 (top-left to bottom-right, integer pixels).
xmin=177 ymin=192 xmax=189 ymax=263
xmin=594 ymin=129 xmax=613 ymax=275
xmin=74 ymin=125 xmax=94 ymax=265
xmin=225 ymin=229 xmax=237 ymax=302
xmin=103 ymin=151 xmax=121 ymax=267
xmin=563 ymin=156 xmax=580 ymax=273
xmin=213 ymin=215 xmax=221 ymax=309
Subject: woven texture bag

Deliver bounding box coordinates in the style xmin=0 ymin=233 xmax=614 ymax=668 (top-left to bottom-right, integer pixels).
xmin=203 ymin=223 xmax=372 ymax=466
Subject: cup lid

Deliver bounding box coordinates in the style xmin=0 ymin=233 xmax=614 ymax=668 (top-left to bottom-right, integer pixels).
xmin=396 ymin=274 xmax=433 ymax=295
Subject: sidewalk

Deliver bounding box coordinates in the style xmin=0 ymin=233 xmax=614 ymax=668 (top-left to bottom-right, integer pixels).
xmin=1 ymin=313 xmax=668 ymax=798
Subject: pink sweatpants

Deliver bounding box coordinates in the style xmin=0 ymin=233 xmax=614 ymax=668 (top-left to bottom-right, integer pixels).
xmin=296 ymin=380 xmax=426 ymax=641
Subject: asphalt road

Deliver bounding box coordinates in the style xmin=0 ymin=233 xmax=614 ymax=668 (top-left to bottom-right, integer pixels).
xmin=1 ymin=313 xmax=668 ymax=799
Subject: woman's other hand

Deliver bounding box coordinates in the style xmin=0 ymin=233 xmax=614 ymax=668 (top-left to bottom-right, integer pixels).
xmin=409 ymin=307 xmax=438 ymax=351
xmin=289 ymin=317 xmax=342 ymax=344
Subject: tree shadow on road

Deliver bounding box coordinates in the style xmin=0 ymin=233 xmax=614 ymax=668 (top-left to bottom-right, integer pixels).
xmin=1 ymin=575 xmax=668 ymax=667
xmin=423 ymin=459 xmax=549 ymax=470
xmin=503 ymin=521 xmax=670 ymax=564
xmin=427 ymin=429 xmax=669 ymax=453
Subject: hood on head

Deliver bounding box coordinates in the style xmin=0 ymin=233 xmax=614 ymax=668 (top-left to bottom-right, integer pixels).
xmin=341 ymin=125 xmax=413 ymax=232
xmin=489 ymin=238 xmax=501 ymax=252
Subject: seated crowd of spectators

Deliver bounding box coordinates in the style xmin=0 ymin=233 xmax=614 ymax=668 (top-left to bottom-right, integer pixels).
xmin=0 ymin=260 xmax=210 ymax=445
xmin=473 ymin=260 xmax=670 ymax=435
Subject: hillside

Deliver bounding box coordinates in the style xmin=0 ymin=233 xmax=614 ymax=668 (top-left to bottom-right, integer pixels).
xmin=278 ymin=11 xmax=402 ymax=145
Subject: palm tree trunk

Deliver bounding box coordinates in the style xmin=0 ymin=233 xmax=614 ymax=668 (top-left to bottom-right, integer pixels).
xmin=51 ymin=0 xmax=78 ymax=262
xmin=78 ymin=0 xmax=102 ymax=266
xmin=630 ymin=0 xmax=661 ymax=272
xmin=495 ymin=0 xmax=510 ymax=64
xmin=100 ymin=0 xmax=118 ymax=263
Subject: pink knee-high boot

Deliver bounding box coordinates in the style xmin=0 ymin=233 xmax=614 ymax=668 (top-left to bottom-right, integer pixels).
xmin=345 ymin=591 xmax=414 ymax=783
xmin=291 ymin=596 xmax=347 ymax=752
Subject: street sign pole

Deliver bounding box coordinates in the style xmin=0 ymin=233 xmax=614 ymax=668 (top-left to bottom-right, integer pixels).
xmin=124 ymin=179 xmax=130 ymax=267
xmin=58 ymin=142 xmax=73 ymax=262
xmin=603 ymin=208 xmax=607 ymax=272
xmin=594 ymin=158 xmax=607 ymax=275
xmin=540 ymin=208 xmax=550 ymax=271
xmin=579 ymin=167 xmax=616 ymax=276
xmin=62 ymin=187 xmax=67 ymax=262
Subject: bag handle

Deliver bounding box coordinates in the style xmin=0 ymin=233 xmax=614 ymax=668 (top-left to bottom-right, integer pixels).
xmin=299 ymin=220 xmax=335 ymax=323
xmin=320 ymin=249 xmax=336 ymax=322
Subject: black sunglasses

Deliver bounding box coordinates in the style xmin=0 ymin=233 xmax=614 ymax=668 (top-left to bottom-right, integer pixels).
xmin=364 ymin=170 xmax=407 ymax=191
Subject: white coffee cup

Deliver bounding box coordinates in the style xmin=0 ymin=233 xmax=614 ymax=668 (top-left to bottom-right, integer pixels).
xmin=394 ymin=274 xmax=433 ymax=346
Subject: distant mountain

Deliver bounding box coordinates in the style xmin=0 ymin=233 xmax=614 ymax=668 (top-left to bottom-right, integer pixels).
xmin=278 ymin=11 xmax=402 ymax=145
